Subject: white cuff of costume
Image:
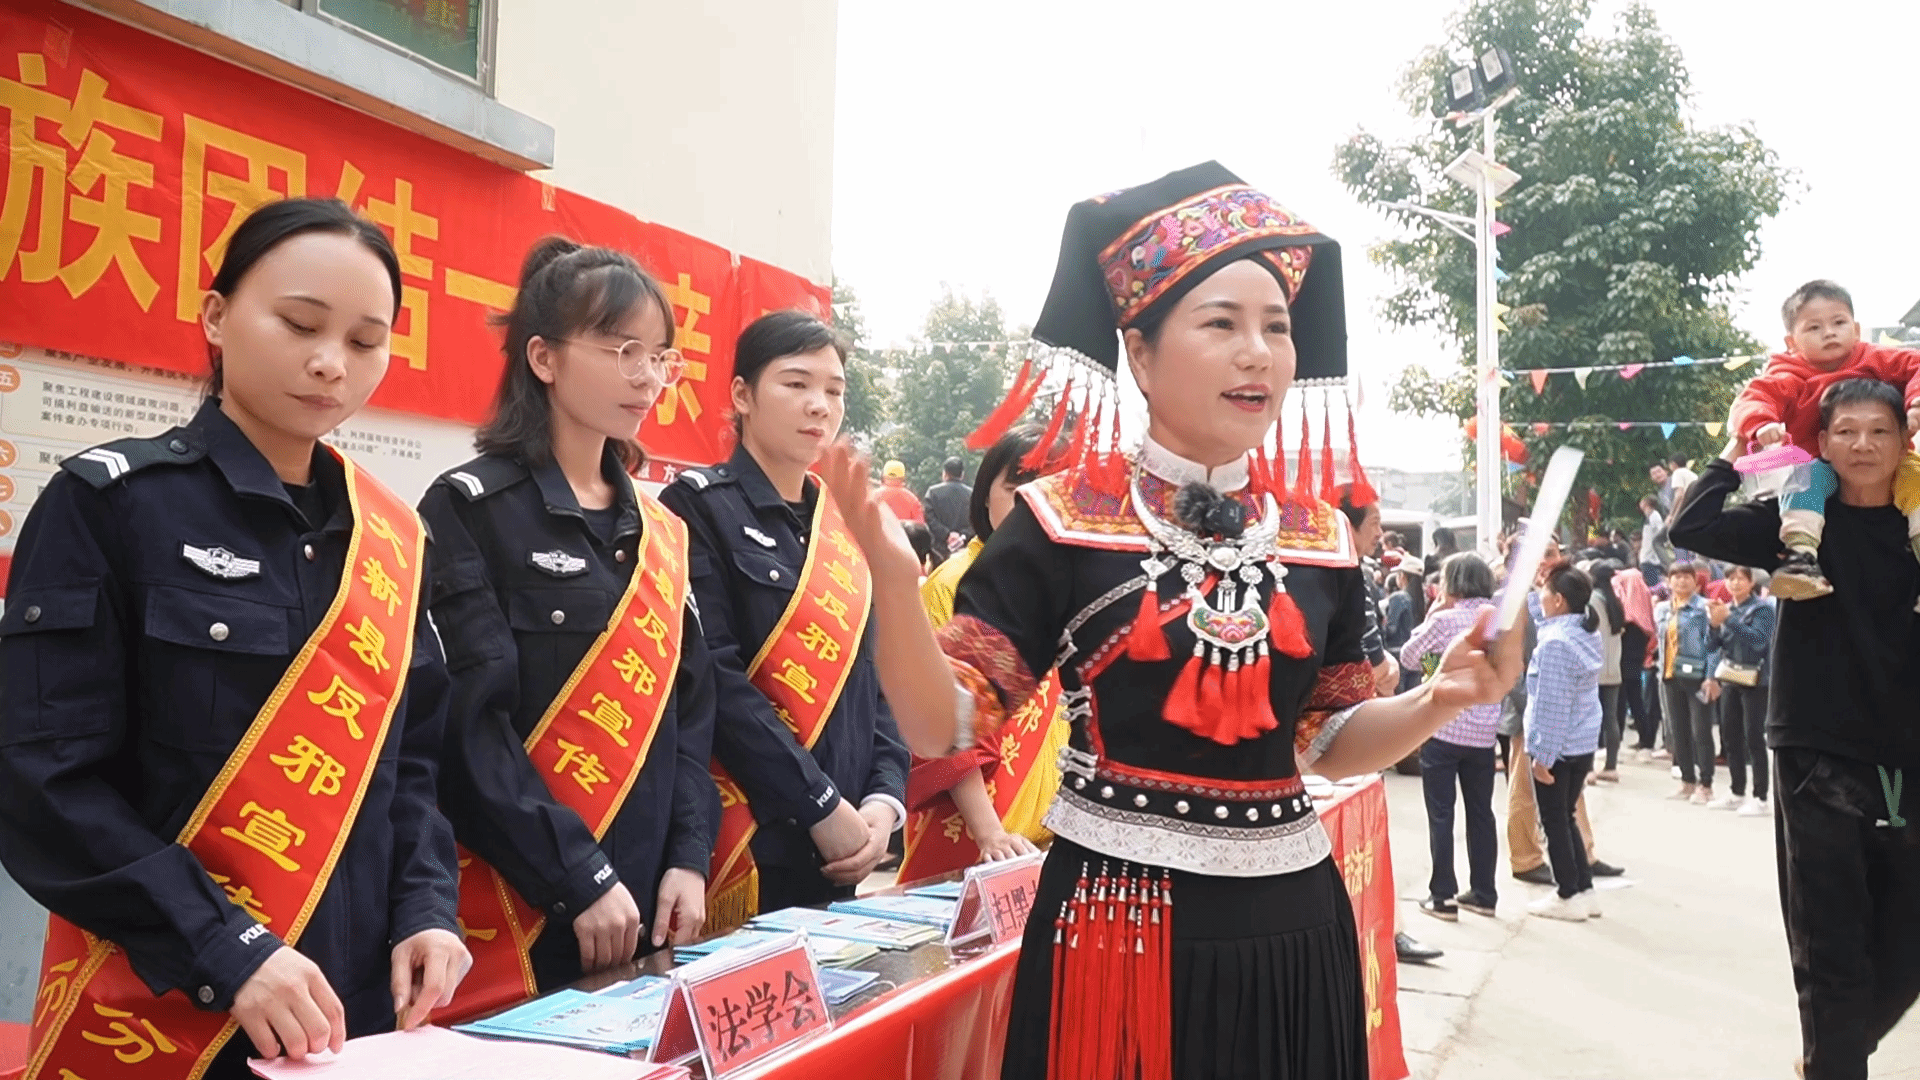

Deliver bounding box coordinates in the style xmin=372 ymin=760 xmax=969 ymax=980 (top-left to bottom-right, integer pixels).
xmin=860 ymin=794 xmax=908 ymax=834
xmin=949 ymin=678 xmax=977 ymax=757
xmin=1298 ymin=704 xmax=1364 ymax=769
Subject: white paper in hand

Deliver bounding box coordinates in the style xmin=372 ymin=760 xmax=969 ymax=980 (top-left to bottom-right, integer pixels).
xmin=1495 ymin=445 xmax=1585 ymax=635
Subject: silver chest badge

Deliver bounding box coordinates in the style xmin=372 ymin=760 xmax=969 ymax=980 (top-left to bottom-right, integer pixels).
xmin=743 ymin=526 xmax=778 ymax=548
xmin=529 ymin=549 xmax=588 ymax=577
xmin=182 ymin=544 xmax=262 ymax=581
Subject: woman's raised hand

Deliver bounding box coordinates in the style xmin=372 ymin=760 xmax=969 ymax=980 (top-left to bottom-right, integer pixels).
xmin=817 ymin=440 xmax=922 ymax=583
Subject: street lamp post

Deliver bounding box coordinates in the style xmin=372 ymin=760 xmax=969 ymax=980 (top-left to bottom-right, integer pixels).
xmin=1390 ymin=47 xmax=1520 ymax=554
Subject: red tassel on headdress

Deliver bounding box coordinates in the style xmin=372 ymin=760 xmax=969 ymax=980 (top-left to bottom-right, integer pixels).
xmin=967 ymin=357 xmax=1039 ymax=451
xmin=1295 ymin=398 xmax=1315 ymax=501
xmin=1345 ymin=393 xmax=1377 ymax=507
xmin=1126 ymin=577 xmax=1172 ymax=661
xmin=1320 ymin=395 xmax=1337 ymax=499
xmin=1022 ymin=378 xmax=1075 ymax=473
xmin=1088 ymin=393 xmax=1124 ymax=493
xmin=1268 ymin=588 xmax=1314 ymax=659
xmin=1062 ymin=389 xmax=1094 ymax=474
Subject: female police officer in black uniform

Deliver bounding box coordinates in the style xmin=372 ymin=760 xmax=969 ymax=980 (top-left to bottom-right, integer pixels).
xmin=0 ymin=199 xmax=467 ymax=1079
xmin=420 ymin=238 xmax=718 ymax=998
xmin=659 ymin=311 xmax=907 ymax=921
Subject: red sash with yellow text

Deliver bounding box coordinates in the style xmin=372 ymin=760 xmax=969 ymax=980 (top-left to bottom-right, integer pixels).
xmin=705 ymin=488 xmax=871 ymax=933
xmin=896 ymin=673 xmax=1062 ymax=881
xmin=24 ymin=451 xmax=425 ymax=1080
xmin=433 ymin=487 xmax=689 ymax=1023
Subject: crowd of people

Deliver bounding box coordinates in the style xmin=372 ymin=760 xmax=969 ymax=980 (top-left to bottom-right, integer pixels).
xmin=1 ymin=173 xmax=1914 ymax=1080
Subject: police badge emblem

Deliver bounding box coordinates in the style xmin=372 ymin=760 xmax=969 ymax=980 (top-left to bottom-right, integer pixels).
xmin=529 ymin=549 xmax=589 ymax=577
xmin=181 ymin=543 xmax=263 ymax=581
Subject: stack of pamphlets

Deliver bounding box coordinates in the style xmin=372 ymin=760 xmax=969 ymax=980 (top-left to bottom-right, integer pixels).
xmin=748 ymin=906 xmax=942 ymax=949
xmin=906 ymin=880 xmax=966 ymax=901
xmin=455 ymin=983 xmax=670 ymax=1055
xmin=817 ymin=967 xmax=881 ymax=1005
xmin=827 ymin=893 xmax=958 ymax=929
xmin=672 ymin=927 xmax=878 ymax=969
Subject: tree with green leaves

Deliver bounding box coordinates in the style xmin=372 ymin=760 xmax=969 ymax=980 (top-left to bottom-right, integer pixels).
xmin=1335 ymin=0 xmax=1792 ymax=532
xmin=830 ymin=278 xmax=887 ymax=442
xmin=871 ymin=287 xmax=1019 ymax=494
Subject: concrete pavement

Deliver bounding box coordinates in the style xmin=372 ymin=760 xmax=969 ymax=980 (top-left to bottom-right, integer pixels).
xmin=1386 ymin=754 xmax=1920 ymax=1079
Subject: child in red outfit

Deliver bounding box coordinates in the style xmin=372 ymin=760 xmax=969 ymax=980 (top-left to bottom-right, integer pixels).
xmin=1727 ymin=280 xmax=1920 ymax=598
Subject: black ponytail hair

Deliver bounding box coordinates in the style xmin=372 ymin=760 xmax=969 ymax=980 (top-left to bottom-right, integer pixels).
xmin=1585 ymin=559 xmax=1626 ymax=635
xmin=1543 ymin=559 xmax=1598 ymax=633
xmin=474 ymin=236 xmax=674 ymax=470
xmin=205 ymin=197 xmax=401 ymax=393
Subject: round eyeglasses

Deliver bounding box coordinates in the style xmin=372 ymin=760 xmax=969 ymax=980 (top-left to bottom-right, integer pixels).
xmin=562 ymin=339 xmax=686 ymax=385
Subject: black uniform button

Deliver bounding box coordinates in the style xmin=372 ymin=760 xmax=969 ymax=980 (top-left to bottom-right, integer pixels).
xmin=550 ymin=610 xmax=566 ymax=625
xmin=169 ymin=439 xmax=188 ymax=454
xmin=615 ymin=549 xmax=628 ymax=563
xmin=23 ymin=605 xmax=41 ymax=623
xmin=197 ymin=985 xmax=215 ymax=1004
xmin=209 ymin=622 xmax=230 ymax=642
xmin=303 ymin=544 xmax=316 ymax=562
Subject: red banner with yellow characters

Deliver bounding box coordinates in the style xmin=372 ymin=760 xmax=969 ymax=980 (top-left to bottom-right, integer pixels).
xmin=23 ymin=450 xmax=425 ymax=1080
xmin=436 ymin=488 xmax=689 ymax=1023
xmin=0 ymin=0 xmax=828 ymax=465
xmin=1325 ymin=775 xmax=1410 ymax=1080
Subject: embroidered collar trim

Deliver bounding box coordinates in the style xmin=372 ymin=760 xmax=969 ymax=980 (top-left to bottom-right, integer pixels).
xmin=1136 ymin=436 xmax=1250 ymax=493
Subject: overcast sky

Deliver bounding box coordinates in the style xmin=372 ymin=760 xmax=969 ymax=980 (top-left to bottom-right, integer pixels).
xmin=830 ymin=0 xmax=1919 ymax=472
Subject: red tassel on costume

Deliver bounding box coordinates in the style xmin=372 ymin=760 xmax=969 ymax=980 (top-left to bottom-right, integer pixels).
xmin=1269 ymin=589 xmax=1313 ymax=658
xmin=1062 ymin=390 xmax=1093 ymax=475
xmin=1345 ymin=396 xmax=1377 ymax=506
xmin=1247 ymin=652 xmax=1280 ymax=739
xmin=1023 ymin=379 xmax=1074 ymax=472
xmin=968 ymin=358 xmax=1037 ymax=451
xmin=1049 ymin=906 xmax=1067 ymax=1080
xmin=1126 ymin=580 xmax=1172 ymax=661
xmin=1094 ymin=397 xmax=1128 ymax=493
xmin=1197 ymin=659 xmax=1228 ymax=744
xmin=1162 ymin=654 xmax=1206 ymax=735
xmin=1320 ymin=396 xmax=1337 ymax=499
xmin=1090 ymin=871 xmax=1117 ymax=1080
xmin=1295 ymin=399 xmax=1315 ymax=501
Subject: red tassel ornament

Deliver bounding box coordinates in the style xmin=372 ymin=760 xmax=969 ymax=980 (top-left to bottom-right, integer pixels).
xmin=1161 ymin=654 xmax=1206 ymax=735
xmin=967 ymin=357 xmax=1040 ymax=451
xmin=1268 ymin=587 xmax=1314 ymax=659
xmin=1023 ymin=378 xmax=1075 ymax=473
xmin=1126 ymin=578 xmax=1172 ymax=661
xmin=1197 ymin=658 xmax=1228 ymax=743
xmin=1345 ymin=391 xmax=1377 ymax=507
xmin=1320 ymin=394 xmax=1338 ymax=499
xmin=1294 ymin=397 xmax=1314 ymax=501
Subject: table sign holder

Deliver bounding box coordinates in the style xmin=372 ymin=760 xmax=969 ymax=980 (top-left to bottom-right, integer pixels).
xmin=648 ymin=929 xmax=833 ymax=1076
xmin=943 ymin=851 xmax=1046 ymax=948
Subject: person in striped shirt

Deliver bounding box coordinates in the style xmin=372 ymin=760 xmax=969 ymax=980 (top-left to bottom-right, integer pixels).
xmin=1401 ymin=552 xmax=1502 ymax=920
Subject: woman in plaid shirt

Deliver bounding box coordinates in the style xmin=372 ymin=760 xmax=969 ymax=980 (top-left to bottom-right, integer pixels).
xmin=1400 ymin=553 xmax=1502 ymax=920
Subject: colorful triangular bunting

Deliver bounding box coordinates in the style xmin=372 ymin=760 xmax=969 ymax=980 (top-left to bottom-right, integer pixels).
xmin=1529 ymin=369 xmax=1549 ymax=394
xmin=1618 ymin=364 xmax=1644 ymax=380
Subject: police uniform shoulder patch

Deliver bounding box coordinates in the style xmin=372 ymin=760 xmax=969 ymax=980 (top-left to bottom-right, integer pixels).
xmin=436 ymin=455 xmax=526 ymax=501
xmin=529 ymin=549 xmax=589 ymax=577
xmin=671 ymin=465 xmax=734 ymax=493
xmin=182 ymin=543 xmax=263 ymax=581
xmin=59 ymin=430 xmax=205 ymax=490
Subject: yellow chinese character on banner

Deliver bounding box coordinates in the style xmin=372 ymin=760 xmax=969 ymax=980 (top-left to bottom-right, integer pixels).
xmin=825 ymin=560 xmax=855 ymax=595
xmin=1011 ymin=694 xmax=1047 ymax=736
xmin=0 ymin=59 xmax=165 ymax=309
xmin=34 ymin=958 xmax=78 ymax=1026
xmin=576 ymin=691 xmax=634 ymax=748
xmin=771 ymin=658 xmax=818 ymax=705
xmin=553 ymin=738 xmax=610 ymax=794
xmin=361 ymin=178 xmax=438 ymax=370
xmin=218 ymin=801 xmax=306 ymax=872
xmin=650 ymin=273 xmax=711 ymax=426
xmin=361 ymin=557 xmax=402 ymax=617
xmin=795 ymin=621 xmax=841 ymax=663
xmin=631 ymin=609 xmax=671 ymax=658
xmin=1000 ymin=731 xmax=1022 ymax=772
xmin=307 ymin=675 xmax=367 ymax=740
xmin=812 ymin=589 xmax=851 ymax=632
xmin=80 ymin=1002 xmax=178 ymax=1065
xmin=826 ymin=530 xmax=858 ymax=560
xmin=268 ymin=734 xmax=347 ymax=796
xmin=648 ymin=566 xmax=675 ymax=603
xmin=772 ymin=704 xmax=799 ymax=734
xmin=176 ymin=114 xmax=308 ymax=322
xmin=345 ymin=617 xmax=390 ymax=674
xmin=940 ymin=812 xmax=965 ymax=843
xmin=366 ymin=512 xmax=410 ymax=569
xmin=207 ymin=872 xmax=271 ymax=925
xmin=611 ymin=648 xmax=658 ymax=699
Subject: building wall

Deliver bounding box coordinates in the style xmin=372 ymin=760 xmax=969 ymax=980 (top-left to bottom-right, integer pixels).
xmin=492 ymin=0 xmax=839 ymax=285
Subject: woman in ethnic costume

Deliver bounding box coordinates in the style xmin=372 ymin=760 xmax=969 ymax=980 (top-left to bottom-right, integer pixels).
xmin=820 ymin=163 xmax=1521 ymax=1079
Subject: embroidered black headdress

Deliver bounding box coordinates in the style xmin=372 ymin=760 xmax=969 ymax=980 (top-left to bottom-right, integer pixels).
xmin=970 ymin=161 xmax=1370 ymax=503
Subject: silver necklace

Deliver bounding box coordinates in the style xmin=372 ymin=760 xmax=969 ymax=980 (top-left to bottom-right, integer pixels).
xmin=1131 ymin=472 xmax=1287 ymax=671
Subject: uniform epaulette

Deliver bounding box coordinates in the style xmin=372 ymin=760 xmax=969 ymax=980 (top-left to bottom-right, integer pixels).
xmin=671 ymin=464 xmax=736 ymax=492
xmin=58 ymin=429 xmax=205 ymax=489
xmin=437 ymin=456 xmax=528 ymax=501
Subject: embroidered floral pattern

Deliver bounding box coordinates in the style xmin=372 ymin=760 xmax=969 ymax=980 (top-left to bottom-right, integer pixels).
xmin=939 ymin=614 xmax=1039 ymax=726
xmin=1097 ymin=184 xmax=1320 ymax=326
xmin=1024 ymin=468 xmax=1351 ymax=561
xmin=1294 ymin=661 xmax=1375 ymax=759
